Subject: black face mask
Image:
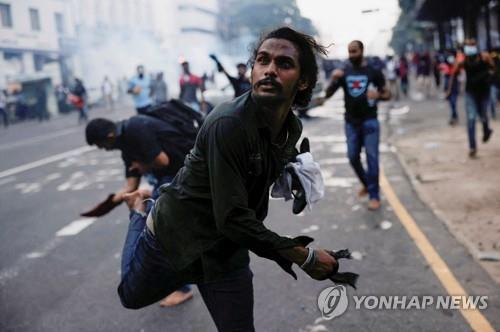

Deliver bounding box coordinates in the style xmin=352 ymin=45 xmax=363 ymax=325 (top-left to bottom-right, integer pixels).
xmin=139 ymin=73 xmax=144 ymax=79
xmin=349 ymin=57 xmax=362 ymax=66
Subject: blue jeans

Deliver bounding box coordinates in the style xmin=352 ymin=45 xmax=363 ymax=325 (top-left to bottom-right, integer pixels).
xmin=119 ymin=212 xmax=255 ymax=331
xmin=490 ymin=85 xmax=497 ymax=118
xmin=448 ymin=92 xmax=459 ymax=121
xmin=444 ymin=76 xmax=459 ymax=121
xmin=345 ymin=119 xmax=380 ymax=200
xmin=465 ymin=92 xmax=491 ymax=150
xmin=148 ymin=174 xmax=173 ymax=199
xmin=119 ymin=175 xmax=190 ymax=306
xmin=119 ymin=211 xmax=185 ymax=309
xmin=78 ymin=106 xmax=88 ymax=122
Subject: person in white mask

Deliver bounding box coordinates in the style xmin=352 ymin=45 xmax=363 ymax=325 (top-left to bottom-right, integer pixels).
xmin=446 ymin=39 xmax=494 ymax=158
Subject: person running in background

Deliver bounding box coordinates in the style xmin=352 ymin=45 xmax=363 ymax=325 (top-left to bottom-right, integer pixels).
xmin=442 ymin=50 xmax=460 ymax=125
xmin=489 ymin=48 xmax=500 ymax=119
xmin=418 ymin=52 xmax=432 ymax=98
xmin=320 ymin=40 xmax=391 ymax=210
xmin=398 ymin=55 xmax=409 ymax=98
xmin=385 ymin=55 xmax=399 ymax=101
xmin=209 ymin=55 xmax=252 ymax=98
xmin=433 ymin=52 xmax=443 ymax=90
xmin=179 ymin=60 xmax=206 ymax=113
xmin=101 ymin=76 xmax=114 ymax=111
xmin=0 ymin=89 xmax=8 ymax=128
xmin=152 ymin=72 xmax=168 ymax=105
xmin=70 ymin=78 xmax=88 ymax=124
xmin=448 ymin=39 xmax=494 ymax=158
xmin=128 ymin=65 xmax=153 ymax=114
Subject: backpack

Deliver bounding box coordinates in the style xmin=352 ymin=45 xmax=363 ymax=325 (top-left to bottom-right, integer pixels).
xmin=146 ymin=99 xmax=204 ymax=143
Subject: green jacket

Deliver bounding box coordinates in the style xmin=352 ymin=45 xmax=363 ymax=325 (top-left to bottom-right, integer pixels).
xmin=153 ymin=92 xmax=312 ymax=283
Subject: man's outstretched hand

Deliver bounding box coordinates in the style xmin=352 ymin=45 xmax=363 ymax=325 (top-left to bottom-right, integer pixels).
xmin=123 ymin=189 xmax=152 ymax=213
xmin=209 ymin=54 xmax=224 ymax=72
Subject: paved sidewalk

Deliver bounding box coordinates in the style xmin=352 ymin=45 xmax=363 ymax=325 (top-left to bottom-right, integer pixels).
xmin=387 ymin=96 xmax=500 ymax=284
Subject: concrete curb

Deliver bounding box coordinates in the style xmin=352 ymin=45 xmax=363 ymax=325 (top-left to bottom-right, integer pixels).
xmin=387 ymin=138 xmax=499 ymax=284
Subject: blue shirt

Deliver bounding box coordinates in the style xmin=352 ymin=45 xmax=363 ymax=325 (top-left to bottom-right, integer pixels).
xmin=128 ymin=76 xmax=152 ymax=108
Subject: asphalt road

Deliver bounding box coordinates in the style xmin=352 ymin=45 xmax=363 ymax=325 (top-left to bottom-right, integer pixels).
xmin=0 ymin=97 xmax=498 ymax=332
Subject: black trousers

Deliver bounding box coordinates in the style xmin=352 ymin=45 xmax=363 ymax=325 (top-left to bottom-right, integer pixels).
xmin=198 ymin=267 xmax=255 ymax=332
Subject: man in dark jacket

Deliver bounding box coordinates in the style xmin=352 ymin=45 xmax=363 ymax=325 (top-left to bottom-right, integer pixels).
xmin=447 ymin=39 xmax=494 ymax=158
xmin=118 ymin=27 xmax=338 ymax=331
xmin=210 ymin=54 xmax=252 ymax=98
xmin=71 ymin=78 xmax=88 ymax=124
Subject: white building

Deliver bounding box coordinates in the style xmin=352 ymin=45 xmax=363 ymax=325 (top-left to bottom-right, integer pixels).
xmin=153 ymin=0 xmax=219 ymax=96
xmin=0 ymin=0 xmax=76 ymax=86
xmin=0 ymin=0 xmax=221 ymax=113
xmin=67 ymin=0 xmax=219 ymax=98
xmin=0 ymin=0 xmax=77 ymax=116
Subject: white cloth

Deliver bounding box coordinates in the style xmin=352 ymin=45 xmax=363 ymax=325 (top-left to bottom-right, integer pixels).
xmin=271 ymin=152 xmax=325 ymax=210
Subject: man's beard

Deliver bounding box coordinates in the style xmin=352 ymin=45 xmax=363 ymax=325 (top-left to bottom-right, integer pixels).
xmin=349 ymin=57 xmax=362 ymax=66
xmin=252 ymin=77 xmax=298 ymax=108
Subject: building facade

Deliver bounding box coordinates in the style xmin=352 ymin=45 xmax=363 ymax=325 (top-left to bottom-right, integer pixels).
xmin=0 ymin=0 xmax=221 ymax=115
xmin=0 ymin=0 xmax=77 ymax=116
xmin=416 ymin=0 xmax=500 ymax=51
xmin=68 ymin=0 xmax=219 ymax=98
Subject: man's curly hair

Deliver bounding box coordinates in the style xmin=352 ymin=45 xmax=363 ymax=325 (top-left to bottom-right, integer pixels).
xmin=249 ymin=27 xmax=328 ymax=108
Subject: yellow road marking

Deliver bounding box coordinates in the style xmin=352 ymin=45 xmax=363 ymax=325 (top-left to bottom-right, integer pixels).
xmin=380 ymin=168 xmax=495 ymax=332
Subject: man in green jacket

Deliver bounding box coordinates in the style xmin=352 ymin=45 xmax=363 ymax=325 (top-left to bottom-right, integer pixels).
xmin=118 ymin=27 xmax=338 ymax=331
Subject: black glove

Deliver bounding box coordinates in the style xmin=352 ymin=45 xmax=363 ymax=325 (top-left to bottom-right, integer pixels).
xmin=209 ymin=54 xmax=224 ymax=72
xmin=291 ymin=137 xmax=310 ymax=214
xmin=327 ymin=249 xmax=359 ymax=289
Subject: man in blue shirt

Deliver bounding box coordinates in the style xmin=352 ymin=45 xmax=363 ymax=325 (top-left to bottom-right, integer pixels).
xmin=128 ymin=65 xmax=153 ymax=114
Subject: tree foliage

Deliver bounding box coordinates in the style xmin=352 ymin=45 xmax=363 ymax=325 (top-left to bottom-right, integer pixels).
xmin=218 ymin=0 xmax=317 ymax=41
xmin=389 ymin=0 xmax=424 ymax=54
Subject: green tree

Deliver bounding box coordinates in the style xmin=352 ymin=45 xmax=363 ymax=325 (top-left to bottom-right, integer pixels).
xmin=218 ymin=0 xmax=317 ymax=41
xmin=390 ymin=0 xmax=424 ymax=54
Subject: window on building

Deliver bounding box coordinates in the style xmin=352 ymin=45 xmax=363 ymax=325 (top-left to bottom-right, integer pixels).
xmin=3 ymin=51 xmax=23 ymax=72
xmin=55 ymin=13 xmax=64 ymax=34
xmin=34 ymin=54 xmax=46 ymax=72
xmin=3 ymin=51 xmax=22 ymax=61
xmin=29 ymin=8 xmax=41 ymax=31
xmin=0 ymin=3 xmax=13 ymax=27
